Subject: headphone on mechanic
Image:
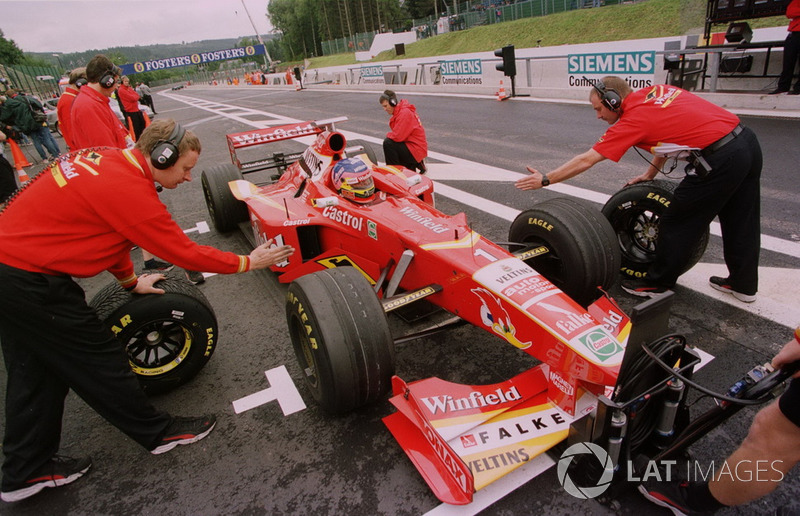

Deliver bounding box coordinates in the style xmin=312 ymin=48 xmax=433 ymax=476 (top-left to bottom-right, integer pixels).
xmin=150 ymin=122 xmax=186 ymax=170
xmin=75 ymin=78 xmax=88 ymax=88
xmin=98 ymin=66 xmax=120 ymax=89
xmin=591 ymin=79 xmax=622 ymax=112
xmin=380 ymin=90 xmax=398 ymax=107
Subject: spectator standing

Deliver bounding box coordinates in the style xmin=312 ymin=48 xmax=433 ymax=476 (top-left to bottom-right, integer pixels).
xmin=0 ymin=119 xmax=295 ymax=503
xmin=516 ymin=77 xmax=762 ymax=302
xmin=56 ymin=67 xmax=87 ymax=151
xmin=137 ymin=81 xmax=156 ymax=114
xmin=71 ymin=54 xmax=171 ymax=271
xmin=770 ymin=0 xmax=800 ymax=94
xmin=0 ymin=129 xmax=18 ymax=202
xmin=118 ymin=76 xmax=145 ymax=141
xmin=0 ymin=89 xmax=61 ymax=162
xmin=379 ymin=90 xmax=428 ymax=173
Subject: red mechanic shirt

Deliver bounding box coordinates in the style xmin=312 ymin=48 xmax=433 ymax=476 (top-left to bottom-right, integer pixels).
xmin=70 ymin=86 xmax=130 ymax=149
xmin=56 ymin=86 xmax=79 ymax=150
xmin=117 ymin=84 xmax=141 ymax=113
xmin=387 ymin=99 xmax=428 ymax=162
xmin=592 ymin=85 xmax=739 ymax=162
xmin=0 ymin=148 xmax=250 ymax=288
xmin=788 ymin=0 xmax=800 ymax=32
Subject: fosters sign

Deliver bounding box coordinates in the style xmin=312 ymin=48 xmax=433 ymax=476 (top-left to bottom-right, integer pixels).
xmin=567 ymin=50 xmax=655 ymax=89
xmin=120 ymin=45 xmax=266 ymax=75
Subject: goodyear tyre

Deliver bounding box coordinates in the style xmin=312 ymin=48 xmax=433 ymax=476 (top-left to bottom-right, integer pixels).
xmin=201 ymin=164 xmax=248 ymax=233
xmin=601 ymin=180 xmax=709 ymax=279
xmin=89 ymin=273 xmax=218 ymax=396
xmin=286 ymin=266 xmax=395 ymax=414
xmin=509 ymin=197 xmax=620 ymax=306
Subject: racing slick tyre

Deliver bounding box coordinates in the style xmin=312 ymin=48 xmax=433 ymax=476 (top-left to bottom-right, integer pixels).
xmin=509 ymin=197 xmax=620 ymax=307
xmin=89 ymin=272 xmax=219 ymax=396
xmin=601 ymin=180 xmax=709 ymax=279
xmin=286 ymin=266 xmax=395 ymax=414
xmin=347 ymin=139 xmax=379 ymax=166
xmin=201 ymin=164 xmax=248 ymax=233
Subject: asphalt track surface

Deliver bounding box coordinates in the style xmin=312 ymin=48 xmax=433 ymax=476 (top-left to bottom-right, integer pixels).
xmin=1 ymin=86 xmax=798 ymax=516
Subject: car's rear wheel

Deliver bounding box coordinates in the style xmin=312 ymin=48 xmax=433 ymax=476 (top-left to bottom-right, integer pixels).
xmin=347 ymin=139 xmax=380 ymax=165
xmin=89 ymin=274 xmax=218 ymax=395
xmin=509 ymin=197 xmax=620 ymax=306
xmin=201 ymin=164 xmax=249 ymax=233
xmin=601 ymin=180 xmax=709 ymax=279
xmin=286 ymin=267 xmax=395 ymax=414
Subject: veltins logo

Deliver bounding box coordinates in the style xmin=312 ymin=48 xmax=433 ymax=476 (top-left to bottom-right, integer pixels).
xmin=557 ymin=442 xmax=614 ymax=499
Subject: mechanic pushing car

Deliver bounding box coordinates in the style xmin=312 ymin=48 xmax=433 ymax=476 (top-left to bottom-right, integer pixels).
xmin=515 ymin=76 xmax=762 ymax=303
xmin=0 ymin=118 xmax=294 ymax=503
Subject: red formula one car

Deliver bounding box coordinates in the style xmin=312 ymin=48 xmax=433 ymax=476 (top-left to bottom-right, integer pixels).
xmin=202 ymin=118 xmax=779 ymax=506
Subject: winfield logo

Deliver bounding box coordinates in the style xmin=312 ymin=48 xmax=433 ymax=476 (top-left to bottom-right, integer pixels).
xmin=420 ymin=387 xmax=521 ymax=415
xmin=398 ymin=206 xmax=448 ymax=233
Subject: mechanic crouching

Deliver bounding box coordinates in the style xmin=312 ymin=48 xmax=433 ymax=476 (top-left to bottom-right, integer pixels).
xmin=0 ymin=119 xmax=294 ymax=502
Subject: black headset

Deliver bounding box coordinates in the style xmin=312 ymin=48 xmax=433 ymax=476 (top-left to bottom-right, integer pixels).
xmin=150 ymin=123 xmax=186 ymax=170
xmin=75 ymin=78 xmax=88 ymax=88
xmin=98 ymin=67 xmax=118 ymax=89
xmin=592 ymin=79 xmax=622 ymax=112
xmin=380 ymin=90 xmax=398 ymax=107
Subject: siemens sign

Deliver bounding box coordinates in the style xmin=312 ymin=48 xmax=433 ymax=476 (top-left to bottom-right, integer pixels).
xmin=568 ymin=51 xmax=655 ymax=74
xmin=438 ymin=58 xmax=483 ymax=85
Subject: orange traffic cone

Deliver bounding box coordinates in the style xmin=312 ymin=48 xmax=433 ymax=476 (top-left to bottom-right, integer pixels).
xmin=497 ymin=79 xmax=507 ymax=101
xmin=143 ymin=111 xmax=151 ymax=127
xmin=8 ymin=139 xmax=31 ymax=183
xmin=127 ymin=116 xmax=136 ymax=142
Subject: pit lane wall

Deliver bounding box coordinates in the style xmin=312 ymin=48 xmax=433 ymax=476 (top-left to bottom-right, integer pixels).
xmin=257 ymin=26 xmax=798 ymax=115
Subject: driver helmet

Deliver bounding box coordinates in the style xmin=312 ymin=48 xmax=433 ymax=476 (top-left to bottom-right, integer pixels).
xmin=332 ymin=157 xmax=375 ymax=203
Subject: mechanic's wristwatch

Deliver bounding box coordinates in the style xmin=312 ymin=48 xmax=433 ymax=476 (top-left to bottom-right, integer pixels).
xmin=540 ymin=173 xmax=550 ymax=187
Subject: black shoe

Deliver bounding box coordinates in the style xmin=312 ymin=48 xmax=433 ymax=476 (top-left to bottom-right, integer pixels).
xmin=143 ymin=258 xmax=174 ymax=271
xmin=709 ymin=276 xmax=756 ymax=303
xmin=417 ymin=160 xmax=427 ymax=174
xmin=185 ymin=270 xmax=205 ymax=285
xmin=0 ymin=455 xmax=92 ymax=503
xmin=769 ymin=88 xmax=789 ymax=95
xmin=638 ymin=480 xmax=707 ymax=516
xmin=151 ymin=415 xmax=216 ymax=455
xmin=620 ymin=278 xmax=670 ymax=298
xmin=789 ymin=90 xmax=800 ymax=96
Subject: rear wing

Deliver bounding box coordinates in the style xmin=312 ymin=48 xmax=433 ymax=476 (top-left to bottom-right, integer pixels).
xmin=225 ymin=117 xmax=349 ymax=173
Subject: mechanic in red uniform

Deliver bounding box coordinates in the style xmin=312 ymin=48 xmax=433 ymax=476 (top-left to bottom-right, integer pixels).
xmin=516 ymin=76 xmax=762 ymax=302
xmin=771 ymin=0 xmax=800 ymax=94
xmin=641 ymin=327 xmax=800 ymax=514
xmin=0 ymin=118 xmax=295 ymax=503
xmin=118 ymin=75 xmax=145 ymax=140
xmin=55 ymin=66 xmax=86 ymax=151
xmin=70 ymin=54 xmax=131 ymax=149
xmin=380 ymin=90 xmax=428 ymax=173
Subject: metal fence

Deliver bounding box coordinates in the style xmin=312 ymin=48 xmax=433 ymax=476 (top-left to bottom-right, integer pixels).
xmin=0 ymin=64 xmax=63 ymax=101
xmin=321 ymin=0 xmax=630 ymax=55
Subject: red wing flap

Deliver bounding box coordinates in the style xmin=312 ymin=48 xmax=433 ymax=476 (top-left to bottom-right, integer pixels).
xmin=384 ymin=412 xmax=474 ymax=505
xmin=225 ymin=122 xmax=322 ymax=150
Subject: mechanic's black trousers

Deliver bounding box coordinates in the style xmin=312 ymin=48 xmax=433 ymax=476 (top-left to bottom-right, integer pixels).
xmin=383 ymin=137 xmax=422 ymax=172
xmin=648 ymin=126 xmax=762 ymax=295
xmin=0 ymin=264 xmax=171 ymax=489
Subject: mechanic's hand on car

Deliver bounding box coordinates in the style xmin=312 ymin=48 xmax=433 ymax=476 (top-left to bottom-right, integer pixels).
xmin=133 ymin=273 xmax=167 ymax=295
xmin=516 ymin=166 xmax=547 ymax=190
xmin=249 ymin=240 xmax=295 ymax=270
xmin=772 ymin=329 xmax=800 ymax=378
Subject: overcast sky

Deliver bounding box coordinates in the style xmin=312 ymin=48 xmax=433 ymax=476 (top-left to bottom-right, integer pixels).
xmin=1 ymin=0 xmax=274 ymax=54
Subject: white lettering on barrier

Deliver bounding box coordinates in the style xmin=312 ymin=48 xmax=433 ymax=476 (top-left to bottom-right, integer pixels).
xmin=232 ymin=365 xmax=306 ymax=415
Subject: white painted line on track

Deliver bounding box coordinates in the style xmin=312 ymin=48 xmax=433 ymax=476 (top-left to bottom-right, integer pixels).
xmin=164 ymin=95 xmax=800 ymax=329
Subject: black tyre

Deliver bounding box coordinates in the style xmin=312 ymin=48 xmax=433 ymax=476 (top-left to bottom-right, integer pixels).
xmin=201 ymin=164 xmax=249 ymax=233
xmin=509 ymin=197 xmax=620 ymax=306
xmin=601 ymin=180 xmax=709 ymax=279
xmin=347 ymin=139 xmax=379 ymax=165
xmin=286 ymin=267 xmax=395 ymax=414
xmin=89 ymin=273 xmax=218 ymax=395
